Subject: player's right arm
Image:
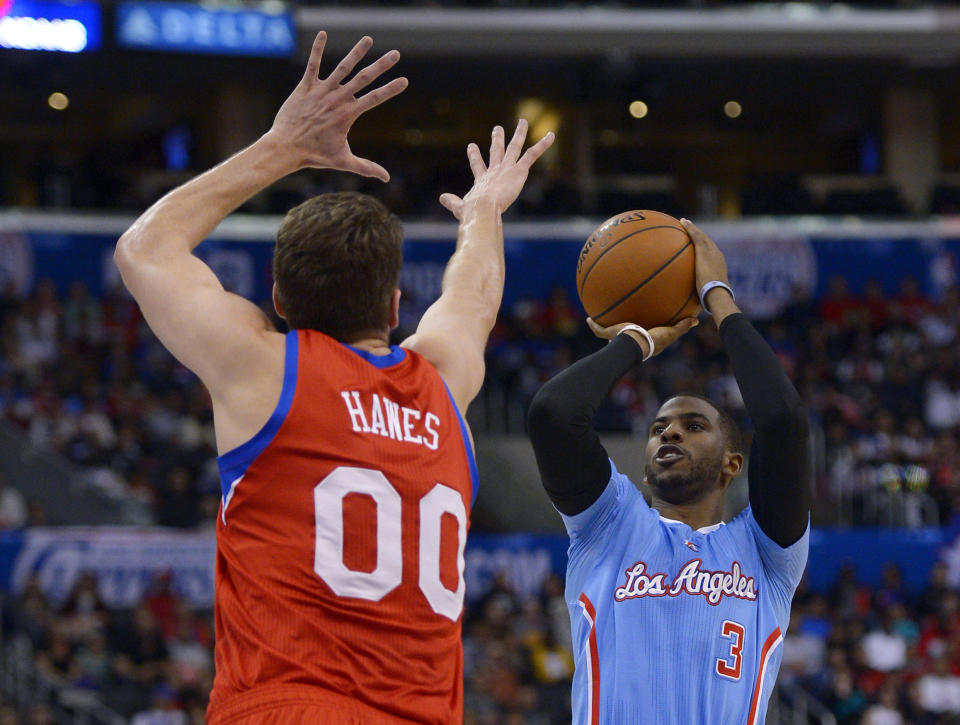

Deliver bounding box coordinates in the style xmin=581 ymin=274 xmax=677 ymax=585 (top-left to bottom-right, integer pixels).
xmin=114 ymin=33 xmax=406 ymax=396
xmin=402 ymin=121 xmax=554 ymax=414
xmin=528 ymin=318 xmax=697 ymax=515
xmin=682 ymin=219 xmax=811 ymax=548
xmin=113 ymin=33 xmax=407 ymax=452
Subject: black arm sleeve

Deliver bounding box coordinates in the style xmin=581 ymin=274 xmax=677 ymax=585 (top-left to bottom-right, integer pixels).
xmin=719 ymin=313 xmax=810 ymax=547
xmin=527 ymin=335 xmax=644 ymax=515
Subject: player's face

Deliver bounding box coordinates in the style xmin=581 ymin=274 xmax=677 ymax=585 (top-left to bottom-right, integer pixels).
xmin=643 ymin=397 xmax=727 ymax=505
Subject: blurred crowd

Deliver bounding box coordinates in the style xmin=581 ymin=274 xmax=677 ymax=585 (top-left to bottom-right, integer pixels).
xmin=0 ymin=567 xmax=574 ymax=724
xmin=1 ymin=571 xmax=213 ymax=724
xmin=0 ymin=270 xmax=957 ymax=529
xmin=2 ymin=558 xmax=959 ymax=723
xmin=0 ymin=279 xmax=223 ymax=529
xmin=782 ymin=561 xmax=960 ymax=725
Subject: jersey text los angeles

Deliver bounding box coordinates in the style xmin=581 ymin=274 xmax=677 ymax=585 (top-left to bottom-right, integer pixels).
xmin=562 ymin=460 xmax=808 ymax=725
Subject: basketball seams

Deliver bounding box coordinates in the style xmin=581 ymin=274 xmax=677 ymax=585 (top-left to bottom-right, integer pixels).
xmin=665 ymin=286 xmax=700 ymax=326
xmin=577 ymin=225 xmax=685 ymax=298
xmin=591 ymin=239 xmax=694 ymax=324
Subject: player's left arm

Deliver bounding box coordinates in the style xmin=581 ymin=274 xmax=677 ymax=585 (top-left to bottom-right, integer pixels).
xmin=402 ymin=122 xmax=554 ymax=413
xmin=683 ymin=219 xmax=810 ymax=548
xmin=114 ymin=33 xmax=407 ymax=393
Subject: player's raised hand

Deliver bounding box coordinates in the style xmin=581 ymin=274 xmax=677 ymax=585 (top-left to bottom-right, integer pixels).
xmin=440 ymin=120 xmax=555 ymax=220
xmin=680 ymin=218 xmax=730 ymax=293
xmin=267 ymin=32 xmax=408 ymax=181
xmin=680 ymin=218 xmax=740 ymax=321
xmin=587 ymin=317 xmax=699 ymax=359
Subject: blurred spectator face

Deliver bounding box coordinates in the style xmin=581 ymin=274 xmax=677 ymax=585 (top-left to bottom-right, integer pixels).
xmin=929 ymin=562 xmax=948 ymax=588
xmin=827 ymin=646 xmax=847 ymax=671
xmin=875 ymin=411 xmax=895 ymax=436
xmin=834 ymin=669 xmax=855 ymax=698
xmin=828 ymin=276 xmax=851 ymax=299
xmin=27 ymin=704 xmax=53 ymax=725
xmin=941 ymin=592 xmax=959 ymax=617
xmin=881 ymin=563 xmax=903 ymax=591
xmin=543 ymin=574 xmax=563 ymax=599
xmin=134 ymin=605 xmax=158 ymax=634
xmin=34 ymin=280 xmax=57 ymax=310
xmin=72 ymin=571 xmax=101 ymax=610
xmin=899 ymin=277 xmax=921 ymax=299
xmin=903 ymin=418 xmax=925 ymax=441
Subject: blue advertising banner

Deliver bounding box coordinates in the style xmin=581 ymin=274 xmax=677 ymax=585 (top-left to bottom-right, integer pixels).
xmin=0 ymin=527 xmax=955 ymax=608
xmin=0 ymin=0 xmax=101 ymax=52
xmin=465 ymin=532 xmax=569 ymax=603
xmin=806 ymin=527 xmax=947 ymax=594
xmin=0 ymin=222 xmax=957 ymax=319
xmin=116 ymin=2 xmax=295 ymax=58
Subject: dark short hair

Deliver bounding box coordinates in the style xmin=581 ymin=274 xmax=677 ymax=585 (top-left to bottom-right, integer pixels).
xmin=273 ymin=192 xmax=403 ymax=340
xmin=665 ymin=393 xmax=744 ymax=454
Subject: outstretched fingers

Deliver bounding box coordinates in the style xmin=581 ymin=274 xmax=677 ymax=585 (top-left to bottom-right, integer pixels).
xmin=488 ymin=126 xmax=505 ymax=167
xmin=354 ymin=76 xmax=409 ymax=116
xmin=346 ymin=156 xmax=390 ymax=183
xmin=439 ymin=193 xmax=464 ymax=219
xmin=301 ymin=31 xmax=327 ymax=83
xmin=466 ymin=143 xmax=487 ymax=179
xmin=343 ymin=49 xmax=401 ymax=96
xmin=326 ymin=35 xmax=374 ymax=86
xmin=518 ymin=131 xmax=556 ymax=169
xmin=503 ymin=118 xmax=529 ymax=164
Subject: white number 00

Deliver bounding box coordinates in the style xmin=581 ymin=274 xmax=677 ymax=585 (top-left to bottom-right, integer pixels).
xmin=313 ymin=466 xmax=467 ymax=621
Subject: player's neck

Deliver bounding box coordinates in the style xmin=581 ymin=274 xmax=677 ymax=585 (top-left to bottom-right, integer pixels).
xmin=345 ymin=332 xmax=392 ymax=356
xmin=650 ymin=496 xmax=723 ymax=532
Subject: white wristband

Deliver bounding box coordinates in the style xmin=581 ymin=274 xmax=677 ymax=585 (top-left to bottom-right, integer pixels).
xmin=616 ymin=324 xmax=655 ymax=362
xmin=698 ymin=281 xmax=735 ymax=313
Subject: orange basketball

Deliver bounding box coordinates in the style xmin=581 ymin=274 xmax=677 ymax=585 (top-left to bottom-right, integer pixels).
xmin=576 ymin=210 xmax=700 ymax=329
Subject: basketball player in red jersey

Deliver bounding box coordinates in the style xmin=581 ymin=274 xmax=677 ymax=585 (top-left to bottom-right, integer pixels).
xmin=114 ymin=32 xmax=554 ymax=725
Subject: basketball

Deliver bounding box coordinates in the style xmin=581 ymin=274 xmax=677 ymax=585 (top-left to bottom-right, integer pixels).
xmin=576 ymin=210 xmax=700 ymax=329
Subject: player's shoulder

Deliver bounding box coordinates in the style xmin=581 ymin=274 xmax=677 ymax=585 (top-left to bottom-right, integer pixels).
xmin=599 ymin=460 xmax=648 ymax=515
xmin=564 ymin=461 xmax=652 ymax=546
xmin=726 ymin=504 xmax=755 ymax=530
xmin=705 ymin=506 xmax=764 ymax=556
xmin=725 ymin=504 xmax=810 ymax=574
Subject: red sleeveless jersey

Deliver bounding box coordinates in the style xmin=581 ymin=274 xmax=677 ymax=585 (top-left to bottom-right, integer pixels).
xmin=207 ymin=330 xmax=478 ymax=725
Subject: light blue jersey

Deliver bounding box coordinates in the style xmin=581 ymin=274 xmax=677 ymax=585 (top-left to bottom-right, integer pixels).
xmin=562 ymin=461 xmax=809 ymax=725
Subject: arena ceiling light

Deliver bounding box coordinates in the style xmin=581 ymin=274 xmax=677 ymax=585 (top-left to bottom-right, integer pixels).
xmin=47 ymin=91 xmax=68 ymax=110
xmin=515 ymin=98 xmax=561 ymax=146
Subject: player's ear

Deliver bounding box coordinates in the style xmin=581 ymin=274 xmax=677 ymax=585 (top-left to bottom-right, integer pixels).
xmin=388 ymin=289 xmax=401 ymax=330
xmin=721 ymin=451 xmax=743 ymax=480
xmin=272 ymin=283 xmax=286 ymax=320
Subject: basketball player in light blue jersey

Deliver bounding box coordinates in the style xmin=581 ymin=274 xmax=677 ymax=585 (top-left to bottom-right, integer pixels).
xmin=528 ymin=219 xmax=810 ymax=725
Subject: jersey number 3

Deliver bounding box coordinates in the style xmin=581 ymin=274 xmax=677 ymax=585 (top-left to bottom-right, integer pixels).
xmin=716 ymin=620 xmax=745 ymax=681
xmin=313 ymin=466 xmax=466 ymax=622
